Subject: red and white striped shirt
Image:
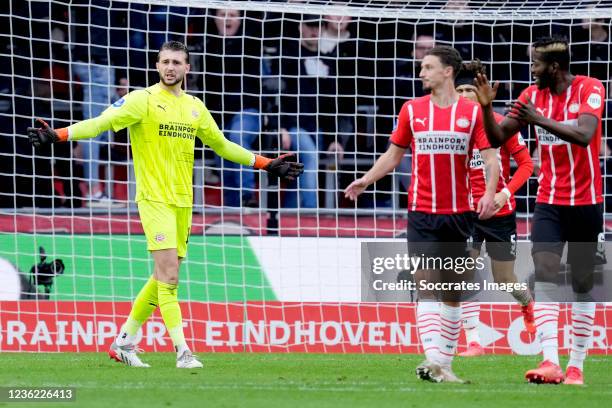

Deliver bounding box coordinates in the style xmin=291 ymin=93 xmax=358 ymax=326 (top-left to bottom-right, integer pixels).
xmin=470 ymin=112 xmax=528 ymax=217
xmin=518 ymin=75 xmax=604 ymax=206
xmin=391 ymin=94 xmax=492 ymax=214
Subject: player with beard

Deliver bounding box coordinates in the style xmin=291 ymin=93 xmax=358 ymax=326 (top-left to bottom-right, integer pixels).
xmin=345 ymin=46 xmax=499 ymax=383
xmin=27 ymin=41 xmax=304 ymax=368
xmin=473 ymin=37 xmax=605 ymax=385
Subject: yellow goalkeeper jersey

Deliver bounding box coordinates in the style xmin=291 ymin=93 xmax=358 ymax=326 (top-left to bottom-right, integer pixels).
xmin=81 ymin=84 xmax=227 ymax=207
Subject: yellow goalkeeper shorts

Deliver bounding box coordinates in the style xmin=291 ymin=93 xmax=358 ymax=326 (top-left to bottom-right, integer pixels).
xmin=137 ymin=200 xmax=193 ymax=258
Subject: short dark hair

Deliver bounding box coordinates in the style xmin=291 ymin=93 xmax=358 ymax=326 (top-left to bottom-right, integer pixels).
xmin=533 ymin=36 xmax=570 ymax=70
xmin=158 ymin=40 xmax=190 ymax=63
xmin=455 ymin=59 xmax=486 ymax=86
xmin=425 ymin=46 xmax=463 ymax=78
xmin=301 ymin=14 xmax=321 ymax=28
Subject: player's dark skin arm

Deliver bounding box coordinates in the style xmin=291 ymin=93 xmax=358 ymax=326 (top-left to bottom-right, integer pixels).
xmin=507 ymin=100 xmax=598 ymax=148
xmin=473 ymin=73 xmax=522 ymax=147
xmin=475 ymin=72 xmax=598 ymax=148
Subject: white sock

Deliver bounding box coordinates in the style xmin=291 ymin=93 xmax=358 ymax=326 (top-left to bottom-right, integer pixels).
xmin=437 ymin=303 xmax=462 ymax=367
xmin=535 ymin=281 xmax=559 ymax=302
xmin=568 ymin=302 xmax=596 ymax=370
xmin=534 ymin=302 xmax=560 ymax=365
xmin=416 ymin=301 xmax=441 ymax=363
xmin=461 ymin=302 xmax=481 ymax=344
xmin=115 ymin=318 xmax=139 ymax=346
xmin=176 ymin=342 xmax=190 ymax=358
xmin=116 ymin=332 xmax=135 ymax=347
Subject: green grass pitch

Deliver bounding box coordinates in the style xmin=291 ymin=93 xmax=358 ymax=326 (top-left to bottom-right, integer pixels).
xmin=0 ymin=354 xmax=610 ymax=408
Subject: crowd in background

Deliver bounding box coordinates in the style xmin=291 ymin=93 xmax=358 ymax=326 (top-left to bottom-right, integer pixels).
xmin=0 ymin=1 xmax=611 ymax=212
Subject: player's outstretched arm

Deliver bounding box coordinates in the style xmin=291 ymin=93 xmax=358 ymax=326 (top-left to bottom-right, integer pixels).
xmin=477 ymin=147 xmax=500 ymax=220
xmin=208 ymin=133 xmax=304 ymax=181
xmin=27 ymin=115 xmax=116 ymax=147
xmin=344 ymin=143 xmax=405 ymax=201
xmin=253 ymin=153 xmax=304 ymax=181
xmin=200 ymin=109 xmax=303 ymax=180
xmin=27 ymin=119 xmax=68 ymax=147
xmin=507 ymin=100 xmax=598 ymax=147
xmin=473 ymin=73 xmax=521 ymax=147
xmin=496 ymin=146 xmax=533 ymax=210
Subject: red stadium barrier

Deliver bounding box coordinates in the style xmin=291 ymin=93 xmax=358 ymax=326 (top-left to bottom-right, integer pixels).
xmin=0 ymin=214 xmax=532 ymax=237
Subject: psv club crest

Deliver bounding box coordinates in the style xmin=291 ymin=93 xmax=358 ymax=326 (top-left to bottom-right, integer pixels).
xmin=569 ymin=103 xmax=580 ymax=114
xmin=456 ymin=117 xmax=470 ymax=129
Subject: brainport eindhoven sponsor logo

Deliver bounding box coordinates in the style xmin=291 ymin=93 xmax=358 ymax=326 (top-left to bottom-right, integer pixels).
xmin=470 ymin=149 xmax=484 ymax=169
xmin=158 ymin=122 xmax=196 ymax=140
xmin=413 ymin=131 xmax=469 ymax=154
xmin=536 ymin=119 xmax=577 ymax=145
xmin=0 ymin=302 xmax=609 ymax=354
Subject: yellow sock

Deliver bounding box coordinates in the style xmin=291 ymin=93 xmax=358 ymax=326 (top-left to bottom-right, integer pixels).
xmin=157 ymin=280 xmax=186 ymax=351
xmin=120 ymin=275 xmax=158 ymax=338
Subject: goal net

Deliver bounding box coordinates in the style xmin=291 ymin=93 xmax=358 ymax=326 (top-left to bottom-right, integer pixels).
xmin=1 ymin=0 xmax=612 ymax=354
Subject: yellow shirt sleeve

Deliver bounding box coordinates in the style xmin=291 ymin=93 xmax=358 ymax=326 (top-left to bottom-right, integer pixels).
xmin=196 ymin=104 xmax=255 ymax=166
xmin=68 ymin=90 xmax=147 ymax=140
xmin=102 ymin=90 xmax=147 ymax=132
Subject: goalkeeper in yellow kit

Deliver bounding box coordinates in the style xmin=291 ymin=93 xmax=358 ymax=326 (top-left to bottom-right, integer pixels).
xmin=27 ymin=41 xmax=303 ymax=368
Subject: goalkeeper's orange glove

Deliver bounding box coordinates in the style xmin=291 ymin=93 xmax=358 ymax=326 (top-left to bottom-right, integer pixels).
xmin=27 ymin=118 xmax=68 ymax=147
xmin=254 ymin=153 xmax=304 ymax=181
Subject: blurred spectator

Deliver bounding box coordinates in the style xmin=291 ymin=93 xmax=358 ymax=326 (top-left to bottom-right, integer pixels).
xmin=27 ymin=22 xmax=83 ymax=209
xmin=148 ymin=6 xmax=189 ymax=50
xmin=36 ymin=28 xmax=71 ymax=103
xmin=438 ymin=0 xmax=489 ymax=59
xmin=116 ymin=77 xmax=129 ymax=99
xmin=103 ymin=76 xmax=131 ymax=204
xmin=34 ymin=27 xmax=71 ymax=108
xmin=319 ymin=15 xmax=357 ymax=160
xmin=413 ymin=34 xmax=436 ymax=60
xmin=572 ymin=17 xmax=610 ymax=82
xmin=72 ymin=60 xmax=116 ymax=205
xmin=572 ymin=16 xmax=612 ymax=211
xmin=125 ymin=4 xmax=148 ymax=85
xmin=72 ymin=4 xmax=116 ymax=205
xmin=205 ymin=8 xmax=263 ymax=207
xmin=277 ymin=15 xmax=336 ymax=208
xmin=320 ymin=15 xmax=352 ymax=54
xmin=396 ymin=33 xmax=435 ymax=106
